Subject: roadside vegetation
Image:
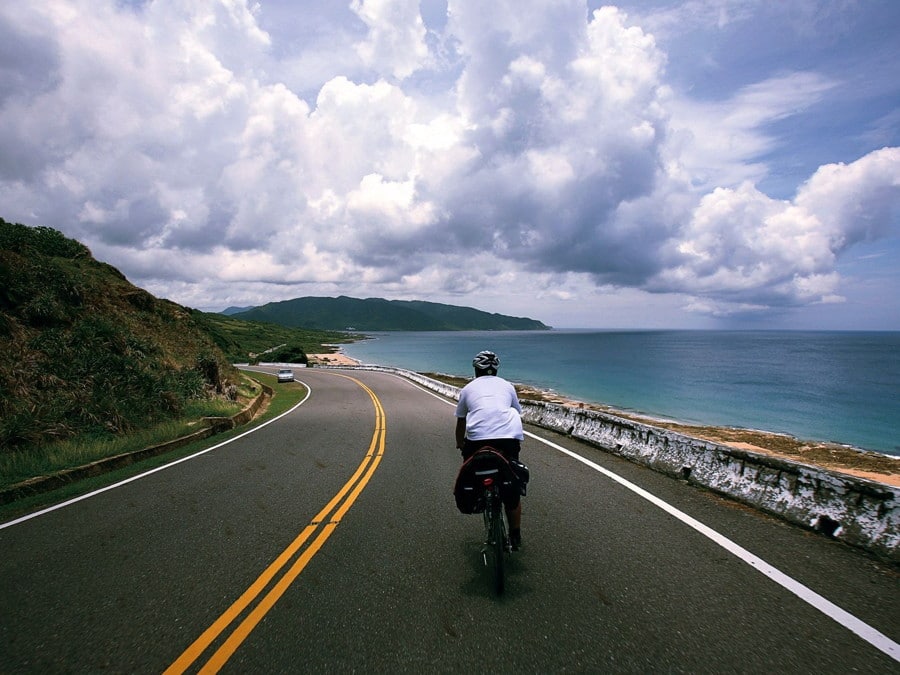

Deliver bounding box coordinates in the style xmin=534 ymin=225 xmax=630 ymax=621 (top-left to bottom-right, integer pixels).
xmin=0 ymin=374 xmax=261 ymax=490
xmin=0 ymin=219 xmax=241 ymax=453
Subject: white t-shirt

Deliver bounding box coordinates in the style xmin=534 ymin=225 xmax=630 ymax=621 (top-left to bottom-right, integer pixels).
xmin=456 ymin=375 xmax=524 ymax=441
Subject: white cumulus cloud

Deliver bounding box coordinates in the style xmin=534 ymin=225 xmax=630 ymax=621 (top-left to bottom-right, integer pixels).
xmin=351 ymin=0 xmax=429 ymax=79
xmin=656 ymin=148 xmax=900 ymax=309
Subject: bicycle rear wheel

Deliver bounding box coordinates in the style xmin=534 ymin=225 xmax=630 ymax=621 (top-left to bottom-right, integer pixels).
xmin=488 ymin=504 xmax=505 ymax=595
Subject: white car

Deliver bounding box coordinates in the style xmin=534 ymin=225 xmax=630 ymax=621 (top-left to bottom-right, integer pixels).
xmin=276 ymin=368 xmax=294 ymax=383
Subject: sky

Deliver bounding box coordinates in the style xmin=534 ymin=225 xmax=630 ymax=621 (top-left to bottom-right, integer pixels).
xmin=1 ymin=0 xmax=898 ymax=329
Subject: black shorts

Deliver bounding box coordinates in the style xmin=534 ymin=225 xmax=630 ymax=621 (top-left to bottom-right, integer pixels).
xmin=462 ymin=438 xmax=521 ymax=462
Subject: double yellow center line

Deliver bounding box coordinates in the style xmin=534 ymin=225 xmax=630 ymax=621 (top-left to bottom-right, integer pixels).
xmin=165 ymin=374 xmax=386 ymax=674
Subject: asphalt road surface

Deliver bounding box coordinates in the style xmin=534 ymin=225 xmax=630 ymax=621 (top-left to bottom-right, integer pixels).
xmin=1 ymin=368 xmax=898 ymax=673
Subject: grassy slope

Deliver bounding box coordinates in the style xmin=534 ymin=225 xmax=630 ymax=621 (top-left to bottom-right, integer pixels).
xmin=0 ymin=219 xmax=356 ymax=459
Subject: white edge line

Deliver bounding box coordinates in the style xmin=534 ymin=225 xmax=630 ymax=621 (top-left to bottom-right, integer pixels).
xmin=398 ymin=374 xmax=899 ymax=663
xmin=0 ymin=380 xmax=312 ymax=531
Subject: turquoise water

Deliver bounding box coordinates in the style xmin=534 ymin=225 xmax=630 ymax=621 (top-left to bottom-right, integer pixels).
xmin=341 ymin=330 xmax=900 ymax=455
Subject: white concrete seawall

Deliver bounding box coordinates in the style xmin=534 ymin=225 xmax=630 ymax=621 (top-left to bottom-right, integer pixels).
xmin=520 ymin=398 xmax=899 ymax=563
xmin=339 ymin=364 xmax=899 ymax=562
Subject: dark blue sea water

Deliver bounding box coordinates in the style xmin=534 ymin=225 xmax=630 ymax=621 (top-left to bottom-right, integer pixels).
xmin=341 ymin=331 xmax=900 ymax=456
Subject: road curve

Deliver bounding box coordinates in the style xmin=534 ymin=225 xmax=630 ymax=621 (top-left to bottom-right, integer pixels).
xmin=1 ymin=368 xmax=897 ymax=673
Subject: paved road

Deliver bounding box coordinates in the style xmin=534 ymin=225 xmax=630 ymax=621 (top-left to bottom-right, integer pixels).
xmin=1 ymin=368 xmax=898 ymax=673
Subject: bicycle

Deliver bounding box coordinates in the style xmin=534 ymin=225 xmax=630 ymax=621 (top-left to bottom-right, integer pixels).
xmin=454 ymin=447 xmax=527 ymax=595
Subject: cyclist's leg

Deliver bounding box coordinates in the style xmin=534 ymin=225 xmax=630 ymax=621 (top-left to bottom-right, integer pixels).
xmin=500 ymin=439 xmax=523 ymax=549
xmin=506 ymin=500 xmax=521 ymax=529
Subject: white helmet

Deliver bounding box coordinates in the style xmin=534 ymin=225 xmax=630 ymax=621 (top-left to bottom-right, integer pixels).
xmin=472 ymin=350 xmax=500 ymax=373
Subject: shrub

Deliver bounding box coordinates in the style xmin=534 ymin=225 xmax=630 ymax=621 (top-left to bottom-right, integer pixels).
xmin=267 ymin=344 xmax=308 ymax=364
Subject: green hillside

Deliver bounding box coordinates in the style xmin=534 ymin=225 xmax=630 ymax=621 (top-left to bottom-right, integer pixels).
xmin=0 ymin=219 xmax=243 ymax=451
xmin=232 ymin=295 xmax=551 ymax=331
xmin=0 ymin=219 xmax=349 ymax=453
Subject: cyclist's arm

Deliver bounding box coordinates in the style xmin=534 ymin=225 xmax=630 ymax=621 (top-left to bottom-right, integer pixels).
xmin=508 ymin=382 xmax=522 ymax=412
xmin=455 ymin=417 xmax=466 ymax=449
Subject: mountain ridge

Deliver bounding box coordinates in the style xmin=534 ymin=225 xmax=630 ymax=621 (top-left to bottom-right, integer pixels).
xmin=230 ymin=295 xmax=551 ymax=331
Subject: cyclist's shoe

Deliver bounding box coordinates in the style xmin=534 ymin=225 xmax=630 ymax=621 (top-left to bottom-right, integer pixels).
xmin=510 ymin=529 xmax=522 ymax=551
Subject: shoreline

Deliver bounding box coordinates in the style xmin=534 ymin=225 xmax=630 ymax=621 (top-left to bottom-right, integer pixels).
xmin=314 ymin=350 xmax=899 ymax=488
xmin=307 ymin=352 xmax=364 ymax=367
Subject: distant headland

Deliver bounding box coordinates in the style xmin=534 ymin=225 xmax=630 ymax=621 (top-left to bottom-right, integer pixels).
xmin=224 ymin=296 xmax=551 ymax=332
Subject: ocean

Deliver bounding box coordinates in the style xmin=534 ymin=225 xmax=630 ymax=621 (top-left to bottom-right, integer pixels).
xmin=340 ymin=330 xmax=900 ymax=456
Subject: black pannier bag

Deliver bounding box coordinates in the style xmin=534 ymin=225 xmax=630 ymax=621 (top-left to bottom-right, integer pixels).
xmin=453 ymin=448 xmax=529 ymax=514
xmin=509 ymin=458 xmax=530 ymax=496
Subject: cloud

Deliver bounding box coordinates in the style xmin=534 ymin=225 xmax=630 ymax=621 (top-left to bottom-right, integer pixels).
xmin=796 ymin=146 xmax=900 ymax=246
xmin=655 ymin=148 xmax=900 ymax=309
xmin=429 ymin=5 xmax=675 ymax=282
xmin=668 ymin=71 xmax=836 ymax=189
xmin=351 ymin=0 xmax=429 ymax=79
xmin=0 ymin=0 xmax=897 ymax=325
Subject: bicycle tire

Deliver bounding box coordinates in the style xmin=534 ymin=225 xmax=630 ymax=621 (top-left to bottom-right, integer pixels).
xmin=490 ymin=502 xmax=505 ymax=595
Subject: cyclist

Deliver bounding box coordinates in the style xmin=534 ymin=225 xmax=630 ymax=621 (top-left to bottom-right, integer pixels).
xmin=455 ymin=350 xmax=524 ymax=550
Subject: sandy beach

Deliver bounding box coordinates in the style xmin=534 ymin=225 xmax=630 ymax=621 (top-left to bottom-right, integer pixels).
xmin=307 ymin=353 xmax=362 ymax=367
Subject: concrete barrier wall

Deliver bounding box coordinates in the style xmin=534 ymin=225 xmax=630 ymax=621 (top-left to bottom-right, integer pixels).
xmin=520 ymin=399 xmax=899 ymax=563
xmin=339 ymin=365 xmax=899 ymax=562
